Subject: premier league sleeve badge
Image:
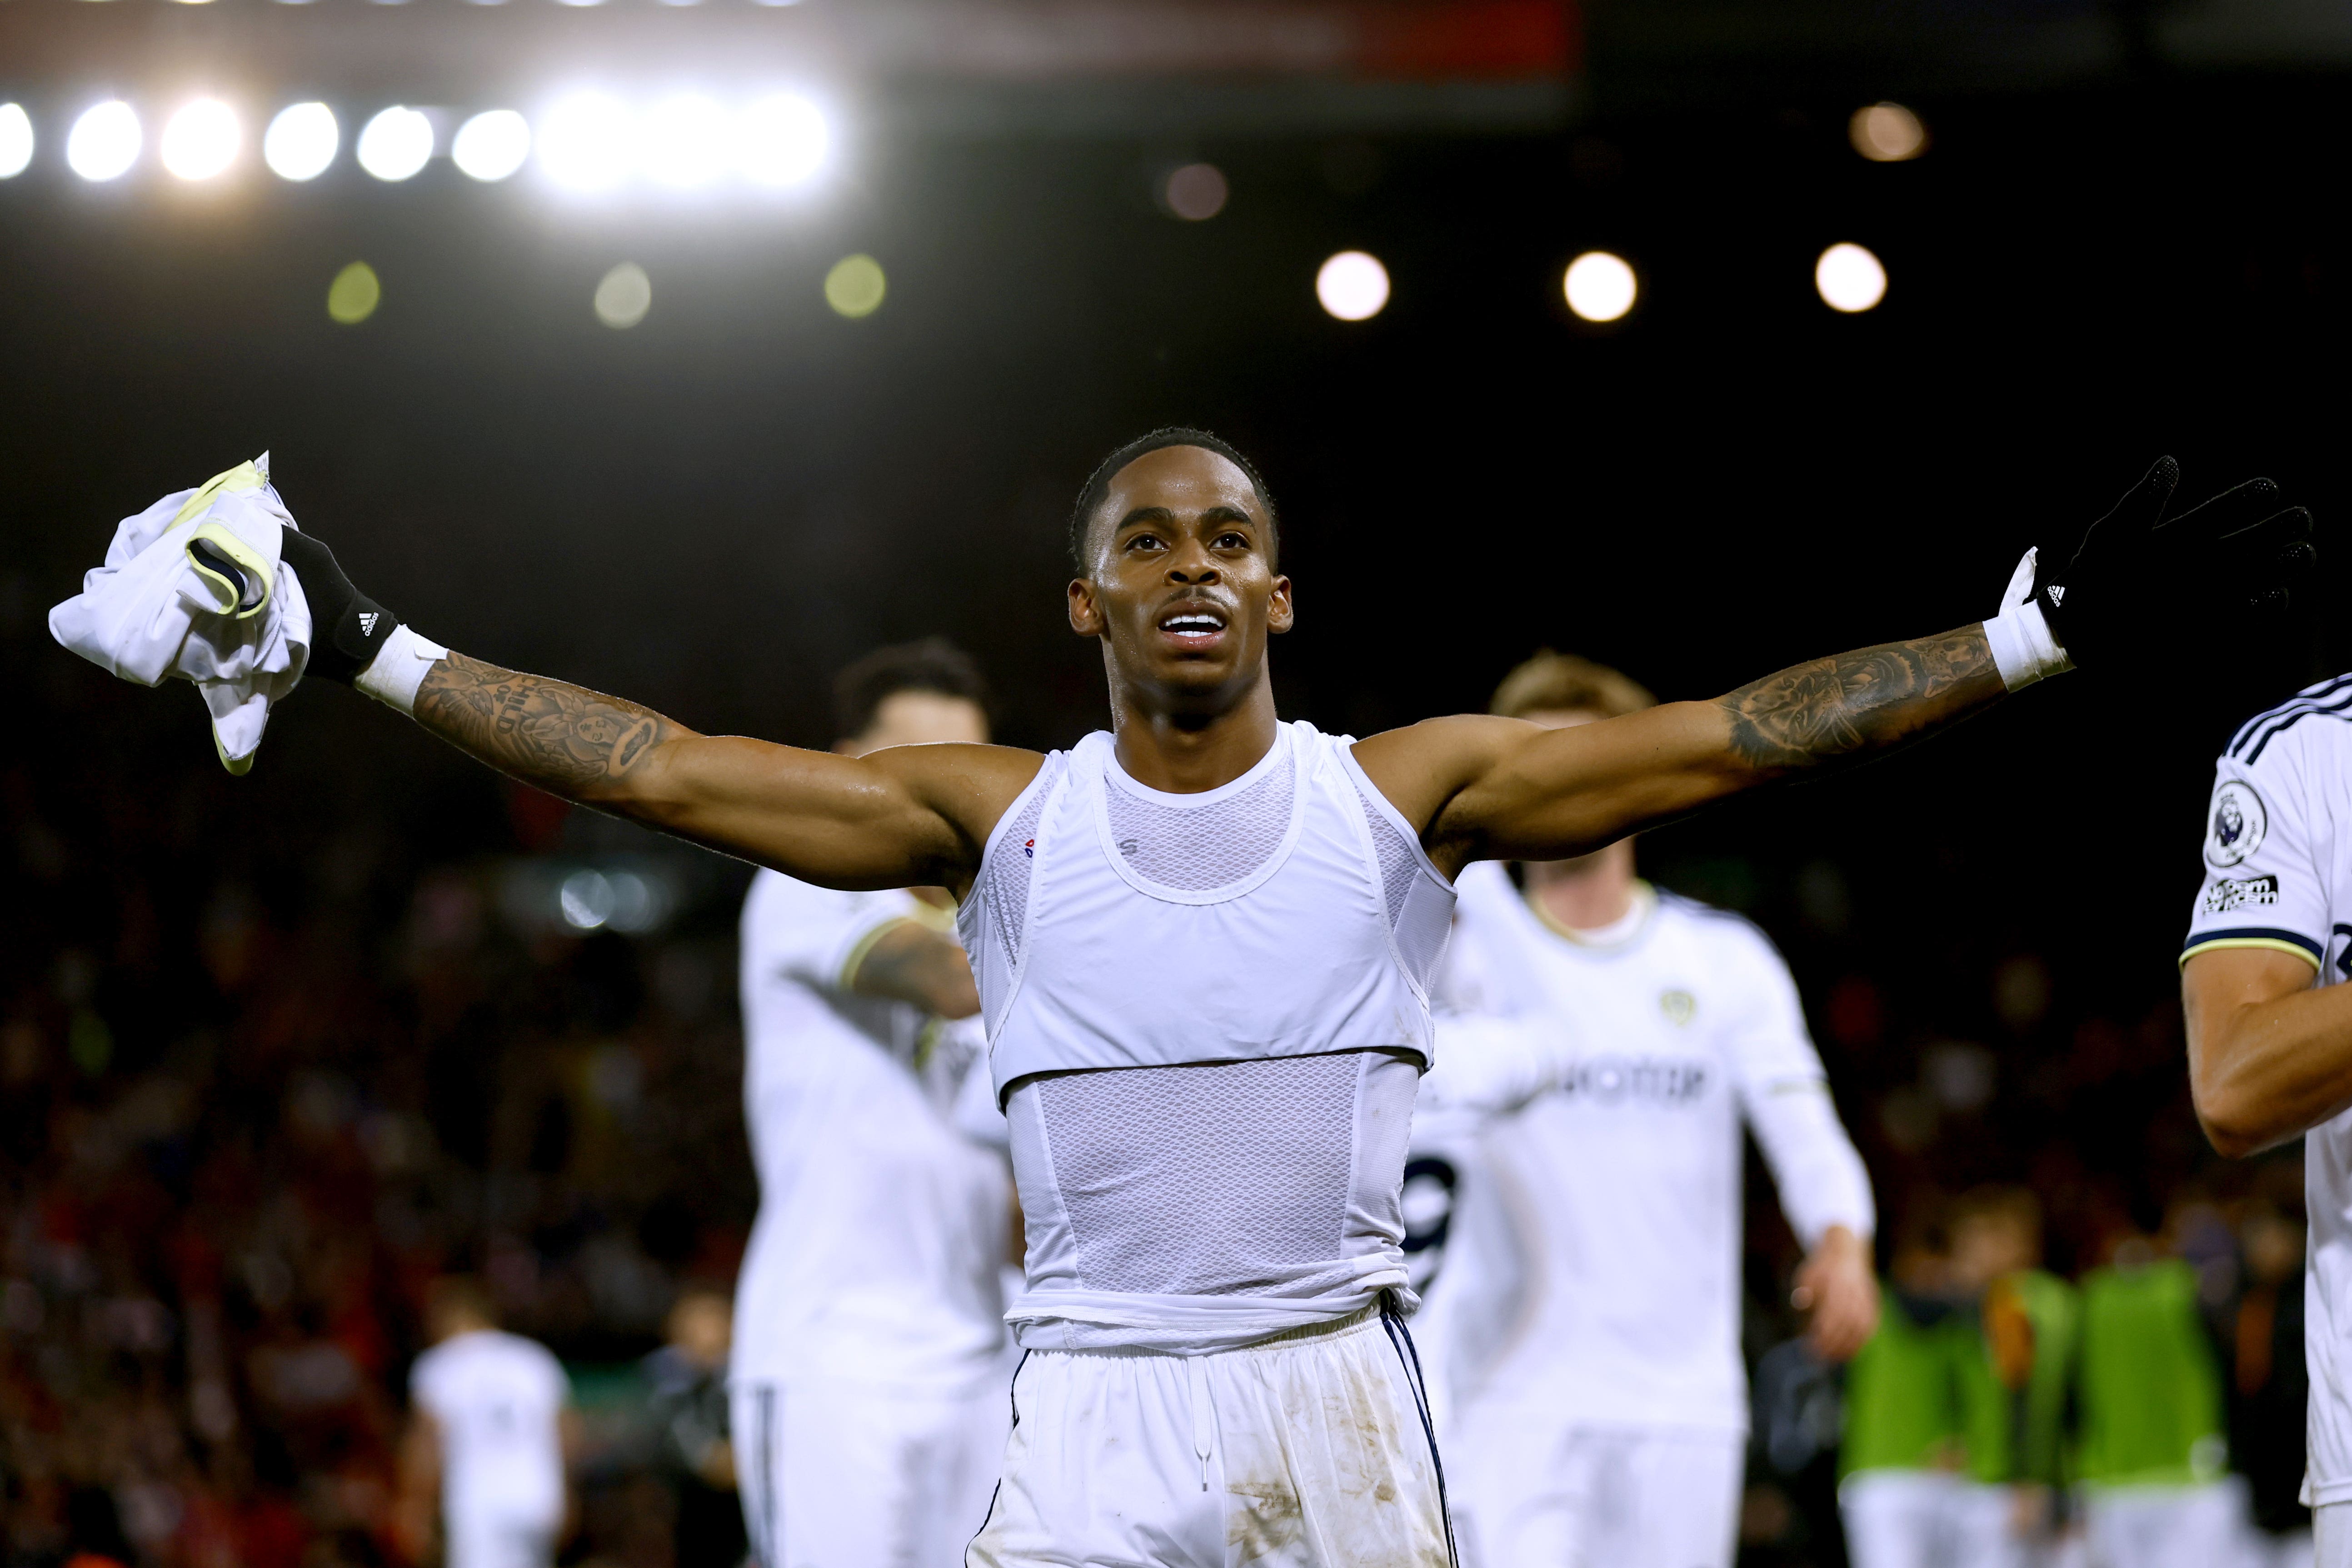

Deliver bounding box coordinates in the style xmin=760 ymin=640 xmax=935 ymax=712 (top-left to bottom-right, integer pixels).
xmin=2205 ymin=778 xmax=2269 ymax=868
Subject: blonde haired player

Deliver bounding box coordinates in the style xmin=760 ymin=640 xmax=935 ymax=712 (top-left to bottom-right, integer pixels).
xmin=87 ymin=441 xmax=2304 ymax=1566
xmin=1419 ymin=651 xmax=1877 ymax=1568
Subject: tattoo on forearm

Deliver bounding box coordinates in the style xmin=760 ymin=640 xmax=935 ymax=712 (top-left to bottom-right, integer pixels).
xmin=1718 ymin=627 xmax=2001 ymax=772
xmin=414 ymin=651 xmax=679 ymax=796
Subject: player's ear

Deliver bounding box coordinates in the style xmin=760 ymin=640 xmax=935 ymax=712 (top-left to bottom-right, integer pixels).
xmin=1068 ymin=578 xmax=1105 ymax=637
xmin=1267 ymin=574 xmax=1295 ymax=635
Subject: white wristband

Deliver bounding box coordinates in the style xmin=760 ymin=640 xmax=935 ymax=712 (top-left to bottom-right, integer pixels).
xmin=353 ymin=624 xmax=449 ymax=714
xmin=1984 ymin=598 xmax=2072 ymax=691
xmin=1983 ymin=547 xmax=2075 ymax=691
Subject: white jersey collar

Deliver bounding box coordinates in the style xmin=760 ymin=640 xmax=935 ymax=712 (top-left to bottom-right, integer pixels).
xmin=1524 ymin=878 xmax=1658 ymax=950
xmin=1101 ymin=719 xmax=1294 ymax=806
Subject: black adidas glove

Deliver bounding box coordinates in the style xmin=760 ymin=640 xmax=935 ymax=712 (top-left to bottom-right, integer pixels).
xmin=2033 ymin=459 xmax=2315 ymax=668
xmin=278 ymin=529 xmax=401 ymax=684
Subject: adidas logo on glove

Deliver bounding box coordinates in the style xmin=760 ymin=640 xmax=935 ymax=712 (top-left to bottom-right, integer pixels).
xmin=359 ymin=611 xmax=379 ymax=634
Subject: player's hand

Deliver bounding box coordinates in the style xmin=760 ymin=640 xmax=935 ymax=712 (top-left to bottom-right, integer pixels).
xmin=1791 ymin=1225 xmax=1877 ymax=1361
xmin=279 ymin=527 xmax=403 ymax=684
xmin=2033 ymin=458 xmax=2314 ymax=667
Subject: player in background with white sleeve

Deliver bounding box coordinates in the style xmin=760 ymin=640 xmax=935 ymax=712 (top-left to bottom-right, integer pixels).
xmin=2185 ymin=672 xmax=2352 ymax=1568
xmin=399 ymin=1278 xmax=575 ymax=1568
xmin=1418 ymin=652 xmax=1880 ymax=1568
xmin=729 ymin=640 xmax=1014 ymax=1568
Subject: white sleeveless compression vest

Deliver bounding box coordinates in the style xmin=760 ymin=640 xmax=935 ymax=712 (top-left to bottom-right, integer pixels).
xmin=956 ymin=720 xmax=1457 ymax=1353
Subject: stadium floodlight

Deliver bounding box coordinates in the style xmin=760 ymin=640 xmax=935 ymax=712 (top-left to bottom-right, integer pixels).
xmin=327 ymin=261 xmax=381 ymax=324
xmin=1815 ymin=242 xmax=1888 ymax=312
xmin=1563 ymin=250 xmax=1637 ymax=323
xmin=451 ymin=110 xmax=530 ymax=181
xmin=66 ymin=101 xmax=141 ymax=182
xmin=161 ymin=100 xmax=240 ymax=181
xmin=559 ymin=869 xmax=613 ymax=928
xmin=1163 ymin=163 xmax=1228 ymax=221
xmin=1316 ymin=250 xmax=1389 ymax=321
xmin=739 ymin=93 xmax=829 ymax=188
xmin=537 ymin=94 xmax=632 ymax=191
xmin=1850 ymin=103 xmax=1928 ymax=163
xmin=356 ymin=107 xmax=433 ymax=181
xmin=594 ymin=262 xmax=652 ymax=328
xmin=643 ymin=94 xmax=726 ymax=189
xmin=264 ymin=102 xmax=338 ymax=180
xmin=823 ymin=254 xmax=885 ymax=317
xmin=0 ymin=105 xmax=31 ymax=179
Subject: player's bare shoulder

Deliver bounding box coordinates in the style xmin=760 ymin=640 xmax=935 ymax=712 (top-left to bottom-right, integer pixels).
xmin=861 ymin=741 xmax=1049 ymax=864
xmin=1349 ymin=714 xmax=1540 ymax=839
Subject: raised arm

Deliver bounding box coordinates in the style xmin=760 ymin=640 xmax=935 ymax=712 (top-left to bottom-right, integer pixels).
xmin=283 ymin=535 xmax=1036 ymax=894
xmin=1359 ymin=460 xmax=2312 ymax=875
xmin=1365 ymin=626 xmax=2002 ymax=874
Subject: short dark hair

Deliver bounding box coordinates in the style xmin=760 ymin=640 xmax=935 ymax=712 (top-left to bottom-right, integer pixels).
xmin=1068 ymin=427 xmax=1280 ymax=571
xmin=833 ymin=637 xmax=988 ymax=741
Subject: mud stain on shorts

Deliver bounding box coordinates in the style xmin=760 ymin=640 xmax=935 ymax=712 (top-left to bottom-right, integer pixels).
xmin=1226 ymin=1478 xmax=1306 ymax=1563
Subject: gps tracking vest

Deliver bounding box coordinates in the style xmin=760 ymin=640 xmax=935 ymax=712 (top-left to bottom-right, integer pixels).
xmin=962 ymin=721 xmax=1456 ymax=1098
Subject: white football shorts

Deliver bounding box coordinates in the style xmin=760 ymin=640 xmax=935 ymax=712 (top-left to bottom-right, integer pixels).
xmin=2077 ymin=1480 xmax=2243 ymax=1568
xmin=443 ymin=1512 xmax=557 ymax=1568
xmin=1448 ymin=1417 xmax=1741 ymax=1568
xmin=968 ymin=1303 xmax=1453 ymax=1568
xmin=2316 ymin=1499 xmax=2348 ymax=1568
xmin=730 ymin=1373 xmax=1008 ymax=1568
xmin=1838 ymin=1471 xmax=1961 ymax=1568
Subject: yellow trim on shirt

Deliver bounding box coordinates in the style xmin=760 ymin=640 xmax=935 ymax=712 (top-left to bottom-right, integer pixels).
xmin=170 ymin=459 xmax=267 ymax=528
xmin=2178 ymin=936 xmax=2321 ymax=972
xmin=837 ymin=914 xmax=919 ymax=991
xmin=1524 ymin=878 xmax=1658 ymax=948
xmin=186 ymin=520 xmax=275 ymax=619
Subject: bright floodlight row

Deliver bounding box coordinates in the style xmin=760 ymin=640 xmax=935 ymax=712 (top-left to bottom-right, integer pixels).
xmin=11 ymin=95 xmax=828 ymax=186
xmin=1314 ymin=245 xmax=1887 ymax=322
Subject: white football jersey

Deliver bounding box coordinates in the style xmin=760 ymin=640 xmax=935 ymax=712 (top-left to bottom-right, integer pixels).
xmin=1421 ymin=863 xmax=1873 ymax=1435
xmin=733 ymin=872 xmax=1009 ymax=1387
xmin=2182 ymin=673 xmax=2352 ymax=1505
xmin=954 ymin=723 xmax=1454 ymax=1354
xmin=409 ymin=1329 xmax=567 ymax=1528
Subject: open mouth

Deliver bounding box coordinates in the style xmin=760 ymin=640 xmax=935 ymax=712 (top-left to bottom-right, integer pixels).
xmin=1157 ymin=607 xmax=1229 ymax=649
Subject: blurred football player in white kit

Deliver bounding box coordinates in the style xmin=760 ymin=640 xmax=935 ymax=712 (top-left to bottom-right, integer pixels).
xmin=730 ymin=639 xmax=1014 ymax=1568
xmin=1420 ymin=652 xmax=1880 ymax=1568
xmin=399 ymin=1278 xmax=574 ymax=1568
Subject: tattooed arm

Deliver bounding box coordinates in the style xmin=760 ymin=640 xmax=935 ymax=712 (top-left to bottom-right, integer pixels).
xmin=1354 ymin=625 xmax=2005 ymax=877
xmin=410 ymin=651 xmax=1040 ymax=894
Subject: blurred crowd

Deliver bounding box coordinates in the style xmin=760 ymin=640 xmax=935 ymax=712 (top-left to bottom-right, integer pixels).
xmin=0 ymin=648 xmax=2309 ymax=1568
xmin=0 ymin=645 xmax=759 ymax=1568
